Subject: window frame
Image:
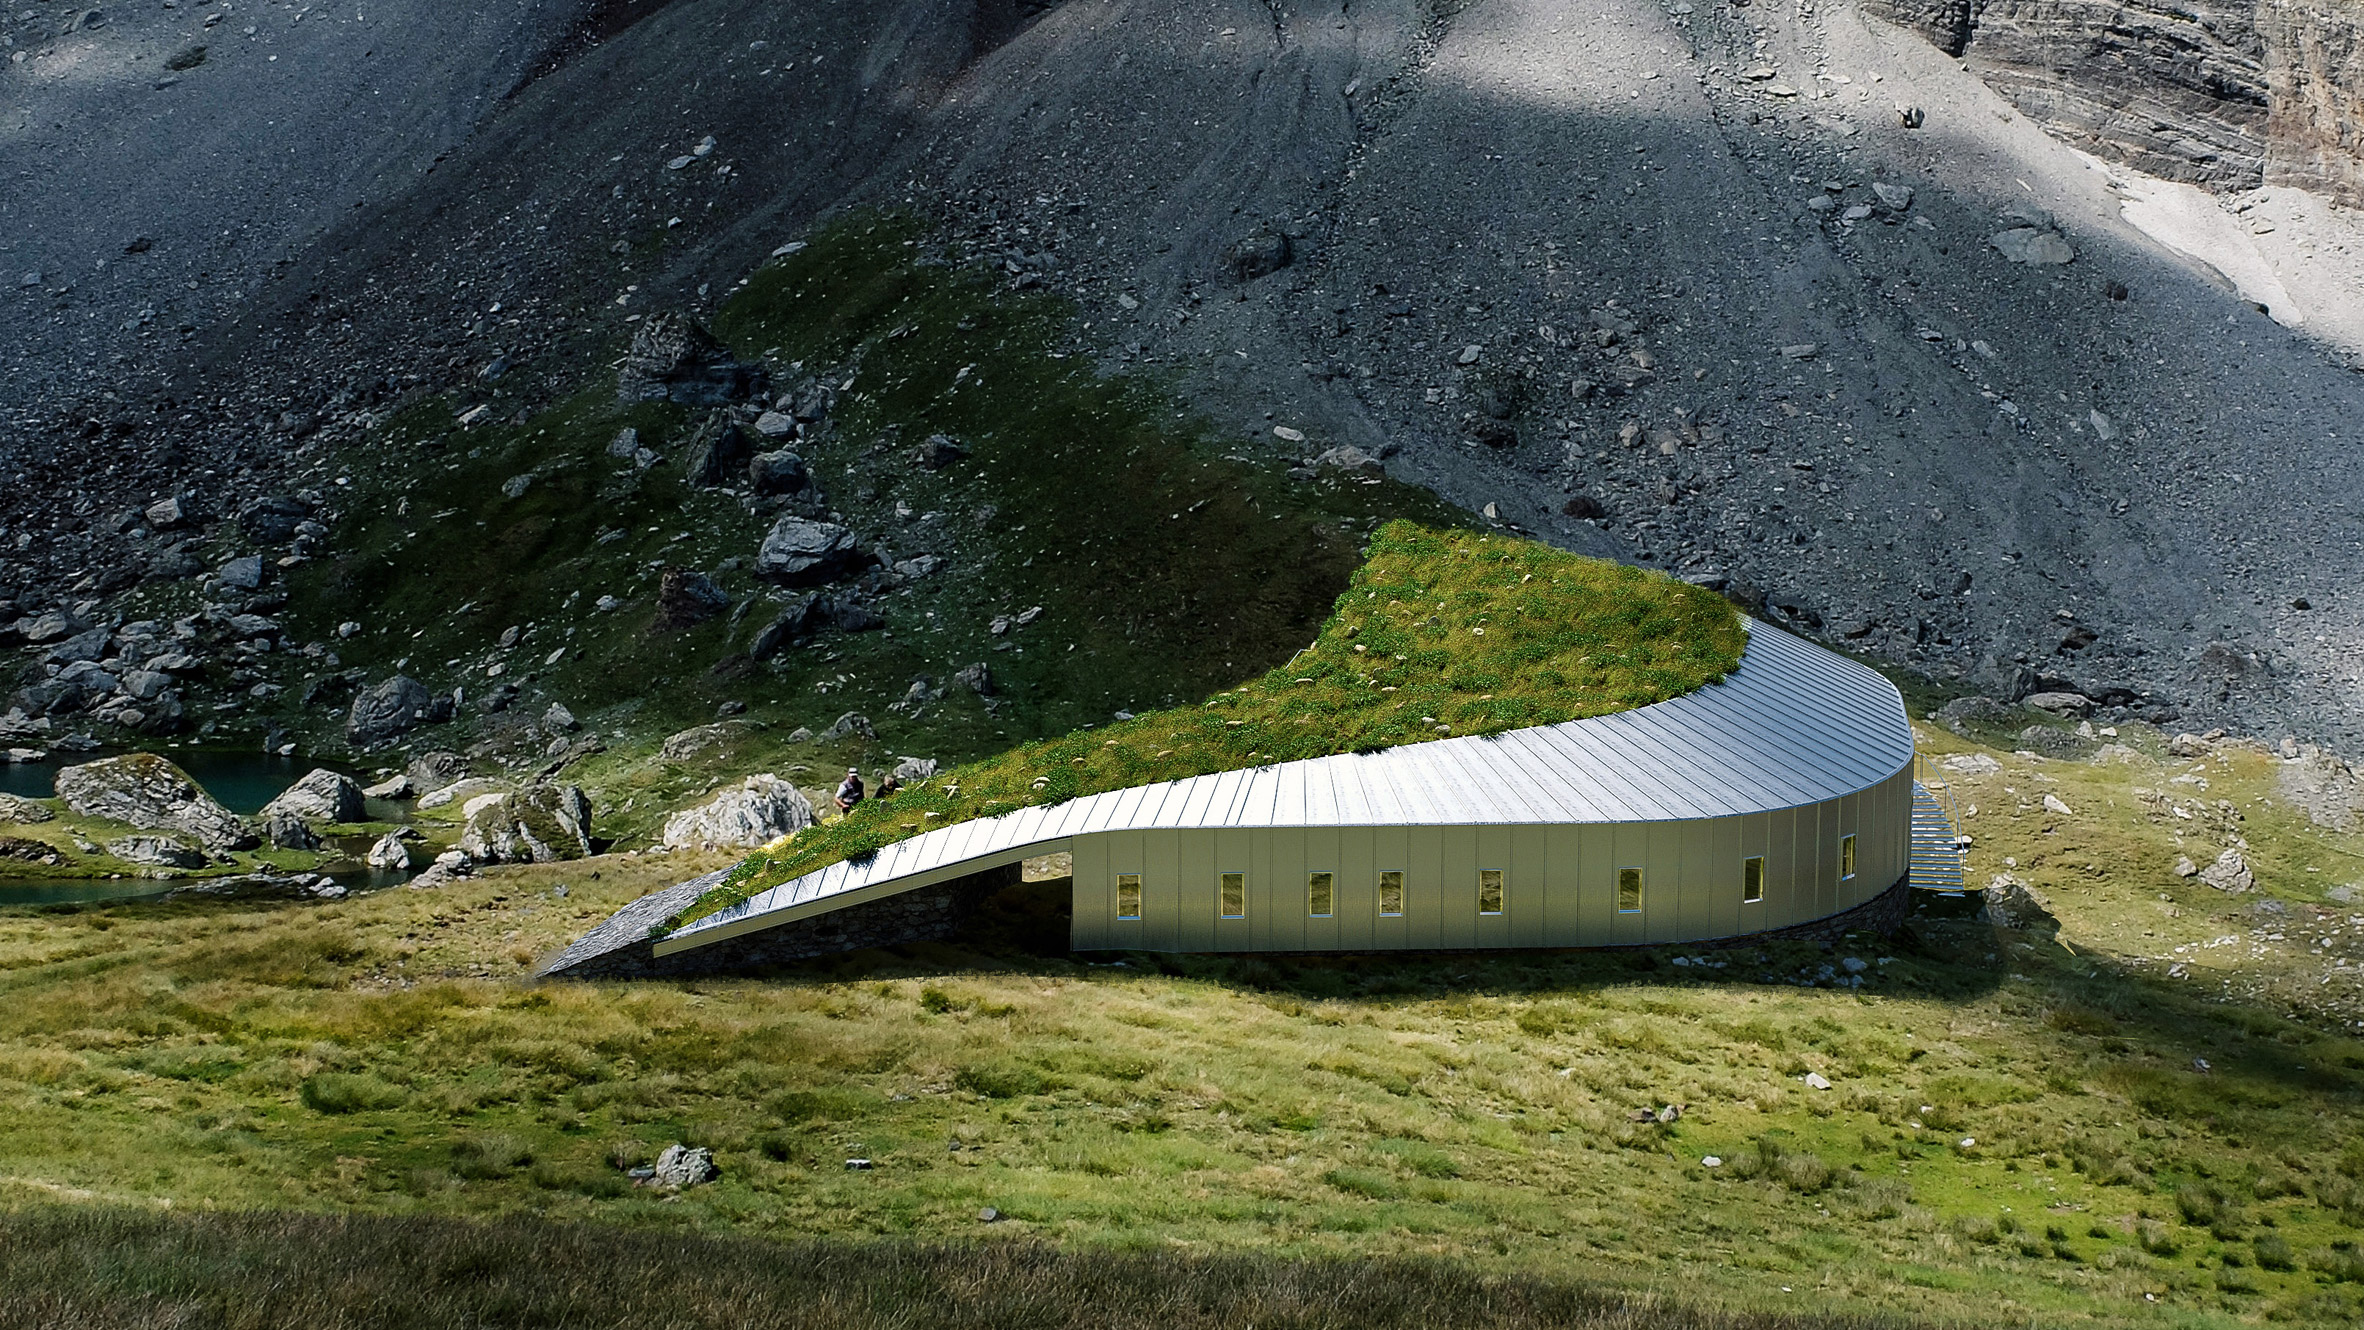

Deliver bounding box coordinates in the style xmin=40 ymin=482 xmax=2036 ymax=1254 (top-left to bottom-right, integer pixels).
xmin=1115 ymin=873 xmax=1143 ymax=920
xmin=1742 ymin=855 xmax=1765 ymax=904
xmin=1617 ymin=866 xmax=1644 ymax=914
xmin=1218 ymin=871 xmax=1247 ymax=920
xmin=1307 ymin=871 xmax=1334 ymax=919
xmin=1840 ymin=833 xmax=1857 ymax=881
xmin=1477 ymin=868 xmax=1505 ymax=916
xmin=1377 ymin=870 xmax=1405 ymax=918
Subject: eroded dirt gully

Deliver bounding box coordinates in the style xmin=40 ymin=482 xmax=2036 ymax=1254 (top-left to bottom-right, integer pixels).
xmin=4 ymin=0 xmax=2363 ymax=751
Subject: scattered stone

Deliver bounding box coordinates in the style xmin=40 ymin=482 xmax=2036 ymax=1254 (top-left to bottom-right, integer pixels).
xmin=1310 ymin=445 xmax=1382 ymax=474
xmin=682 ymin=418 xmax=755 ymax=488
xmin=217 ymin=555 xmax=266 ymax=591
xmin=1941 ymin=753 xmax=2002 ymax=774
xmin=143 ymin=496 xmax=192 ymax=530
xmin=911 ymin=433 xmax=969 ymax=470
xmin=607 ymin=427 xmax=642 ymax=459
xmin=418 ymin=777 xmax=507 ymax=811
xmin=408 ymin=751 xmax=469 ymax=791
xmin=2173 ymin=854 xmax=2198 ymax=877
xmin=1803 ymin=1071 xmax=1832 ymax=1090
xmin=650 ymin=1144 xmax=718 ymax=1188
xmin=1871 ymin=182 xmax=1914 ymax=210
xmin=755 ymin=516 xmax=865 ymax=586
xmin=2166 ymin=732 xmax=2212 ymax=758
xmin=408 ymin=849 xmax=474 ymax=889
xmin=616 ymin=313 xmax=767 ymax=406
xmin=2197 ymin=848 xmax=2255 ymax=893
xmin=1981 ymin=874 xmax=2057 ymax=932
xmin=260 ymin=769 xmax=366 ymax=824
xmin=1992 ymin=227 xmax=2075 ymax=266
xmin=0 ymin=793 xmax=55 ymax=824
xmin=1220 ymin=230 xmax=1291 ymax=282
xmin=748 ymin=449 xmax=810 ymax=495
xmin=821 ymin=712 xmax=874 ymax=741
xmin=2041 ymin=793 xmax=2074 ymax=816
xmin=54 ymin=754 xmax=254 ymax=851
xmin=106 ymin=835 xmax=206 ymax=869
xmin=955 ymin=662 xmax=996 ymax=696
xmin=979 ymin=1207 xmax=1001 ymax=1222
xmin=661 ymin=775 xmax=815 ymax=849
xmin=346 ymin=675 xmax=439 ymax=747
xmin=2024 ymin=691 xmax=2092 ymax=716
xmin=2015 ymin=725 xmax=2091 ymax=758
xmin=753 ymin=410 xmax=797 ymax=438
xmin=1779 ymin=343 xmax=1818 ymax=360
xmin=654 ymin=568 xmax=732 ymax=629
xmin=543 ymin=703 xmax=580 ymax=733
xmin=239 ymin=496 xmax=311 ymax=545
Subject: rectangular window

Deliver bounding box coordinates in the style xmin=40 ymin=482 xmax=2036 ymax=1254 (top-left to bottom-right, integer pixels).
xmin=1307 ymin=871 xmax=1334 ymax=918
xmin=1617 ymin=866 xmax=1644 ymax=913
xmin=1478 ymin=869 xmax=1505 ymax=915
xmin=1840 ymin=834 xmax=1857 ymax=881
xmin=1115 ymin=873 xmax=1142 ymax=920
xmin=1742 ymin=856 xmax=1765 ymax=904
xmin=1378 ymin=870 xmax=1405 ymax=917
xmin=1219 ymin=872 xmax=1246 ymax=920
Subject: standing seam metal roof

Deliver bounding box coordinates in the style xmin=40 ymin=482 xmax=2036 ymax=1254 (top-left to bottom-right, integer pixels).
xmin=665 ymin=619 xmax=1913 ymax=949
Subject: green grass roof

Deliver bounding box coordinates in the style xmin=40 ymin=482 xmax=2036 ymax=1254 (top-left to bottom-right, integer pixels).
xmin=669 ymin=522 xmax=1745 ymax=931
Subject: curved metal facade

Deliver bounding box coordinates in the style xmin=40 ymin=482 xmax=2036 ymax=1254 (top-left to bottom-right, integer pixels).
xmin=656 ymin=620 xmax=1915 ymax=958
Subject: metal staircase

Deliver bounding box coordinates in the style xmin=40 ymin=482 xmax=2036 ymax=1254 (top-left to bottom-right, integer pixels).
xmin=1910 ymin=756 xmax=1968 ymax=894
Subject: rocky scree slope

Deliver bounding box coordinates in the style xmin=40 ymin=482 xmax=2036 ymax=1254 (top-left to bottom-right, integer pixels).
xmin=4 ymin=0 xmax=2364 ymax=761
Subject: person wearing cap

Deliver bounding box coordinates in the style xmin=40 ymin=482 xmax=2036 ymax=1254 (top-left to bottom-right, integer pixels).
xmin=834 ymin=767 xmax=865 ymax=815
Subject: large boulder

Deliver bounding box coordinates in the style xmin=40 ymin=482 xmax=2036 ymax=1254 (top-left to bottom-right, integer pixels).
xmin=260 ymin=768 xmax=366 ymax=824
xmin=660 ymin=775 xmax=815 ymax=850
xmin=654 ymin=568 xmax=732 ymax=630
xmin=347 ymin=675 xmax=436 ymax=747
xmin=681 ymin=419 xmax=755 ymax=488
xmin=106 ymin=835 xmax=207 ymax=869
xmin=458 ymin=784 xmax=593 ymax=863
xmin=754 ymin=517 xmax=865 ymax=586
xmin=54 ymin=754 xmax=256 ymax=852
xmin=616 ymin=313 xmax=766 ymax=406
xmin=0 ymin=793 xmax=55 ymax=824
xmin=366 ymin=831 xmax=415 ymax=872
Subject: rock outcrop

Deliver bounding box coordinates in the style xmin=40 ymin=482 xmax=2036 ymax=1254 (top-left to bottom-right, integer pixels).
xmin=616 ymin=314 xmax=767 ymax=406
xmin=347 ymin=675 xmax=444 ymax=747
xmin=1866 ymin=0 xmax=2364 ymax=203
xmin=53 ymin=754 xmax=255 ymax=852
xmin=660 ymin=775 xmax=815 ymax=850
xmin=457 ymin=783 xmax=593 ymax=863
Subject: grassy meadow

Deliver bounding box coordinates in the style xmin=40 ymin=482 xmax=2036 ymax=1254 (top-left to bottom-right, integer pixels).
xmin=1 ymin=712 xmax=2362 ymax=1325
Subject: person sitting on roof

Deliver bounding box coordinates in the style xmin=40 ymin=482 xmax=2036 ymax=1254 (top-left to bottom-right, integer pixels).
xmin=876 ymin=772 xmax=901 ymax=800
xmin=834 ymin=767 xmax=865 ymax=815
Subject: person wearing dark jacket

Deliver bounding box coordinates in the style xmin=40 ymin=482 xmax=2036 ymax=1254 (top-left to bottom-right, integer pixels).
xmin=834 ymin=768 xmax=865 ymax=815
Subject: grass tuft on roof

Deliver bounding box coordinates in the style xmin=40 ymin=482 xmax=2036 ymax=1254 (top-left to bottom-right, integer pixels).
xmin=664 ymin=521 xmax=1745 ymax=933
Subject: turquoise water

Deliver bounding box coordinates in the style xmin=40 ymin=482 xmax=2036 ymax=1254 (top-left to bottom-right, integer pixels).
xmin=1 ymin=750 xmax=411 ymax=903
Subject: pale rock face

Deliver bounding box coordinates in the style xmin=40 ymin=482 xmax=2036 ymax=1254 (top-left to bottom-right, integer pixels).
xmin=367 ymin=832 xmax=414 ymax=872
xmin=260 ymin=769 xmax=366 ymax=824
xmin=53 ymin=754 xmax=254 ymax=852
xmin=457 ymin=784 xmax=594 ymax=863
xmin=661 ymin=775 xmax=815 ymax=850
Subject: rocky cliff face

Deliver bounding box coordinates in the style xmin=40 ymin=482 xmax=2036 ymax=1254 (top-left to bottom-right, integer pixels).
xmin=1866 ymin=0 xmax=2362 ymax=203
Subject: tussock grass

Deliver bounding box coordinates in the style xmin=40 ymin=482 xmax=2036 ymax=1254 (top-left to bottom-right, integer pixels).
xmin=675 ymin=522 xmax=1742 ymax=928
xmin=0 ymin=1209 xmax=1923 ymax=1330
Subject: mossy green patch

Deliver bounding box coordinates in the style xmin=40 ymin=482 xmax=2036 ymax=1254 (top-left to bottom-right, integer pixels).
xmin=671 ymin=521 xmax=1743 ymax=930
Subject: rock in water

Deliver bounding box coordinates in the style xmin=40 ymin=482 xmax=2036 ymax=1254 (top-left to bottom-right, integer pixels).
xmin=366 ymin=832 xmax=414 ymax=872
xmin=650 ymin=1144 xmax=718 ymax=1188
xmin=260 ymin=768 xmax=366 ymax=824
xmin=660 ymin=775 xmax=815 ymax=849
xmin=54 ymin=754 xmax=255 ymax=851
xmin=754 ymin=516 xmax=865 ymax=585
xmin=106 ymin=835 xmax=207 ymax=869
xmin=616 ymin=313 xmax=767 ymax=406
xmin=457 ymin=784 xmax=593 ymax=863
xmin=347 ymin=676 xmax=435 ymax=747
xmin=654 ymin=568 xmax=732 ymax=629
